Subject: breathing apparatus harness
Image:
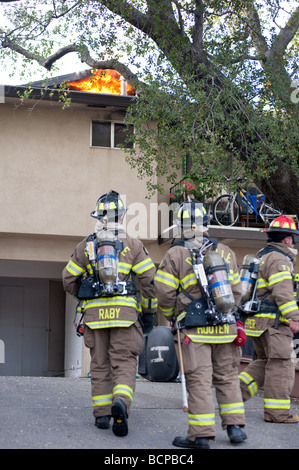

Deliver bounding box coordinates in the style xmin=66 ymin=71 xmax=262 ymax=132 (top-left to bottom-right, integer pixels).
xmin=174 ymin=238 xmax=237 ymax=328
xmin=238 ymin=246 xmax=294 ymax=329
xmin=77 ymin=229 xmax=137 ymax=299
xmin=74 ymin=228 xmax=137 ymax=337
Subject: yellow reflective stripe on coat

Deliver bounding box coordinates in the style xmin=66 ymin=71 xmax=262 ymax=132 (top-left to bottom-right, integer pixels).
xmin=113 ymin=384 xmax=134 ymax=402
xmin=66 ymin=260 xmax=86 ymax=276
xmin=247 ymin=313 xmax=289 ymax=325
xmin=279 ymin=300 xmax=298 ymax=316
xmin=256 ymin=271 xmax=293 ymax=289
xmin=180 ymin=272 xmax=197 ymax=289
xmin=82 ymin=296 xmax=140 ymax=310
xmin=92 ymin=394 xmax=113 ymax=407
xmin=154 ymin=270 xmax=179 ymax=289
xmin=268 ymin=271 xmax=292 ymax=286
xmin=219 ymin=402 xmax=245 ymax=415
xmin=257 ymin=278 xmax=268 ymax=288
xmin=177 ymin=311 xmax=186 ymax=322
xmin=133 ymin=258 xmax=155 ymax=275
xmin=188 ymin=413 xmax=215 ymax=426
xmin=244 ymin=329 xmax=264 ymax=337
xmin=86 ymin=320 xmax=134 ymax=328
xmin=160 ymin=305 xmax=174 ymax=319
xmin=232 ymin=271 xmax=241 ymax=285
xmin=140 ymin=295 xmax=158 ymax=310
xmin=264 ymin=398 xmax=290 ymax=410
xmin=186 ymin=334 xmax=236 ymax=343
xmin=239 ymin=371 xmax=258 ymax=397
xmin=118 ymin=261 xmax=132 ymax=275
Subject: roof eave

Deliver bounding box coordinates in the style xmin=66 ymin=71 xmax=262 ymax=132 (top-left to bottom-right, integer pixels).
xmin=4 ymin=85 xmax=136 ymax=108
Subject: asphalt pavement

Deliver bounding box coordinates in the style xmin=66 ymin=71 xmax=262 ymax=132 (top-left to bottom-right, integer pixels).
xmin=0 ymin=375 xmax=299 ymax=453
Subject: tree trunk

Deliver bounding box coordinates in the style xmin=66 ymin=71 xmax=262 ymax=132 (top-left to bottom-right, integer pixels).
xmin=257 ymin=167 xmax=299 ymax=216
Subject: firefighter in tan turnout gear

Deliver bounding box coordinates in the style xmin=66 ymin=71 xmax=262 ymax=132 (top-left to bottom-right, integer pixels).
xmin=239 ymin=216 xmax=299 ymax=423
xmin=154 ymin=198 xmax=247 ymax=449
xmin=62 ymin=190 xmax=157 ymax=436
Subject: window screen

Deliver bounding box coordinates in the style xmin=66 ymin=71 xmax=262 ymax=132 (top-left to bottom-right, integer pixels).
xmin=91 ymin=121 xmax=133 ymax=149
xmin=114 ymin=123 xmax=134 ymax=149
xmin=91 ymin=121 xmax=111 ymax=147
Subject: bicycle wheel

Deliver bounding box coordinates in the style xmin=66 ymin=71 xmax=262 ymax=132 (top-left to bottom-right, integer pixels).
xmin=259 ymin=202 xmax=283 ymax=225
xmin=212 ymin=194 xmax=240 ymax=227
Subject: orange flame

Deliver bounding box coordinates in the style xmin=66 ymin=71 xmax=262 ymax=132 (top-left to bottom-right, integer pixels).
xmin=66 ymin=69 xmax=135 ymax=95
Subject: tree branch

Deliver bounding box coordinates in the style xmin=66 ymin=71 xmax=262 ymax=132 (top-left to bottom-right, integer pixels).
xmin=43 ymin=44 xmax=82 ymax=70
xmin=267 ymin=5 xmax=299 ymax=60
xmin=92 ymin=0 xmax=153 ymax=35
xmin=78 ymin=45 xmax=148 ymax=92
xmin=97 ymin=0 xmax=182 ymax=45
xmin=192 ymin=0 xmax=204 ymax=53
xmin=1 ymin=35 xmax=147 ymax=94
xmin=242 ymin=0 xmax=269 ymax=60
xmin=2 ymin=35 xmax=45 ymax=66
xmin=241 ymin=1 xmax=299 ymax=111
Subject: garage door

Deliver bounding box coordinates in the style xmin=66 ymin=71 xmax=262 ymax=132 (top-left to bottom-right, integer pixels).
xmin=0 ymin=278 xmax=49 ymax=376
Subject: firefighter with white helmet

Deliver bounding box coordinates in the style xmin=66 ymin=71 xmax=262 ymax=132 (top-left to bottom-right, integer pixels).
xmin=62 ymin=190 xmax=157 ymax=436
xmin=154 ymin=198 xmax=247 ymax=449
xmin=239 ymin=215 xmax=299 ymax=423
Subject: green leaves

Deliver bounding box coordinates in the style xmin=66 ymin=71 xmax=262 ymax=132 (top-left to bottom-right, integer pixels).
xmin=0 ymin=0 xmax=298 ymax=211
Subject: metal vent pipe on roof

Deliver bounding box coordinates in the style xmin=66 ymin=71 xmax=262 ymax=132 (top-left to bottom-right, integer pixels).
xmin=120 ymin=76 xmax=127 ymax=96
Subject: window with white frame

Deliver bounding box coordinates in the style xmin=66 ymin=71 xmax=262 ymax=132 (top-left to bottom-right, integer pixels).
xmin=91 ymin=121 xmax=134 ymax=149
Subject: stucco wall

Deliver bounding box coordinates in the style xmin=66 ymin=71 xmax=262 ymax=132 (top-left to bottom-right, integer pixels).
xmin=0 ymin=98 xmax=159 ymax=240
xmin=0 ymin=96 xmax=271 ymax=267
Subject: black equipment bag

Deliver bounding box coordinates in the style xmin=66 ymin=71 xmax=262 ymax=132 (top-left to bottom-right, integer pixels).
xmin=184 ymin=298 xmax=208 ymax=328
xmin=138 ymin=326 xmax=179 ymax=382
xmin=77 ymin=276 xmax=97 ymax=300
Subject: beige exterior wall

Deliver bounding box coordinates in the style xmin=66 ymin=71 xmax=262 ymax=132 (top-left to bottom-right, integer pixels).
xmin=0 ymin=92 xmax=270 ymax=278
xmin=0 ymin=97 xmax=172 ymax=265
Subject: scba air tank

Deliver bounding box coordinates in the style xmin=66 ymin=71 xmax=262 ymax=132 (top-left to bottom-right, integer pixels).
xmin=240 ymin=254 xmax=256 ymax=303
xmin=203 ymin=252 xmax=235 ymax=313
xmin=97 ymin=230 xmax=118 ymax=292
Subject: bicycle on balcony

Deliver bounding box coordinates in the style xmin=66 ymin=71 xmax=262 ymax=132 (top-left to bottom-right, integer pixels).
xmin=212 ymin=178 xmax=284 ymax=227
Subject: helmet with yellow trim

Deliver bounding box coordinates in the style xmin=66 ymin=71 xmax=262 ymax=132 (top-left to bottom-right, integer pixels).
xmin=90 ymin=190 xmax=127 ymax=221
xmin=263 ymin=216 xmax=299 ymax=236
xmin=176 ymin=197 xmax=212 ymax=232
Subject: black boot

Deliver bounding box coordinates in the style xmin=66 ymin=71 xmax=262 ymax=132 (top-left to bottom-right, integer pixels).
xmin=111 ymin=398 xmax=128 ymax=437
xmin=227 ymin=425 xmax=247 ymax=443
xmin=172 ymin=436 xmax=210 ymax=449
xmin=95 ymin=415 xmax=111 ymax=429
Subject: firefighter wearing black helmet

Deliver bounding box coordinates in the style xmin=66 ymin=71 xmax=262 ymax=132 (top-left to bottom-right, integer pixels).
xmin=239 ymin=216 xmax=299 ymax=423
xmin=154 ymin=198 xmax=247 ymax=449
xmin=62 ymin=190 xmax=157 ymax=436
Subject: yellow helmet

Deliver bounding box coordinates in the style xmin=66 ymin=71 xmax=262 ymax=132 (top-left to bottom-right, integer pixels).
xmin=90 ymin=190 xmax=127 ymax=221
xmin=176 ymin=198 xmax=211 ymax=231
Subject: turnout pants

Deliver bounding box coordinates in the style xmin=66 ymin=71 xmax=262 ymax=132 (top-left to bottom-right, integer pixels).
xmin=179 ymin=336 xmax=245 ymax=440
xmin=239 ymin=327 xmax=295 ymax=422
xmin=83 ymin=322 xmax=144 ymax=418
